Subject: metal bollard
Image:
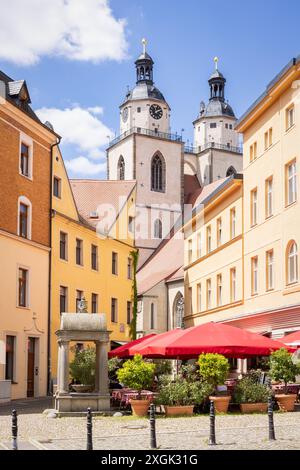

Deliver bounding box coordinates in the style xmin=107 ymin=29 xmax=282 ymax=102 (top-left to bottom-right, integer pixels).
xmin=149 ymin=403 xmax=157 ymax=449
xmin=268 ymin=397 xmax=276 ymax=441
xmin=86 ymin=407 xmax=93 ymax=450
xmin=12 ymin=409 xmax=18 ymax=451
xmin=208 ymin=400 xmax=216 ymax=446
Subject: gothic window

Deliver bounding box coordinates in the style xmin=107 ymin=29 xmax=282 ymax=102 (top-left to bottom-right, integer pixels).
xmin=154 ymin=219 xmax=162 ymax=239
xmin=117 ymin=156 xmax=125 ymax=180
xmin=226 ymin=166 xmax=237 ymax=177
xmin=151 ymin=154 xmax=165 ymax=192
xmin=173 ymin=292 xmax=184 ymax=329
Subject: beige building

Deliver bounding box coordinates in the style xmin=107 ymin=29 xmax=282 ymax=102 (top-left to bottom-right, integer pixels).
xmin=185 ymin=56 xmax=300 ymax=340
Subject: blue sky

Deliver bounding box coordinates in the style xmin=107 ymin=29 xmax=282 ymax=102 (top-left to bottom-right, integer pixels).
xmin=1 ymin=0 xmax=300 ymax=178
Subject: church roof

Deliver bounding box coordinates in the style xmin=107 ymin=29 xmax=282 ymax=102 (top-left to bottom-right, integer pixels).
xmin=124 ymin=82 xmax=166 ymax=102
xmin=203 ymin=99 xmax=236 ymax=118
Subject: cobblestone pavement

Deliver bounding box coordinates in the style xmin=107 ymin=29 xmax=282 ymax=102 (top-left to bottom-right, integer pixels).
xmin=0 ymin=399 xmax=300 ymax=450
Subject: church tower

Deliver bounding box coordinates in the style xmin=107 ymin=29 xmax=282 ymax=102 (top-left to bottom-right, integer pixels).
xmin=107 ymin=40 xmax=184 ymax=267
xmin=184 ymin=58 xmax=242 ymax=185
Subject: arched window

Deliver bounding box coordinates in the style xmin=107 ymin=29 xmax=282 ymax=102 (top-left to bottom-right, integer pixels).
xmin=117 ymin=156 xmax=125 ymax=180
xmin=173 ymin=292 xmax=184 ymax=329
xmin=287 ymin=241 xmax=298 ymax=284
xmin=154 ymin=219 xmax=162 ymax=239
xmin=18 ymin=196 xmax=32 ymax=239
xmin=151 ymin=154 xmax=165 ymax=192
xmin=150 ymin=303 xmax=155 ymax=330
xmin=226 ymin=166 xmax=237 ymax=177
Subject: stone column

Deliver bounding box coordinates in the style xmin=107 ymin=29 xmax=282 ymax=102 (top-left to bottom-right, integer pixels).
xmin=57 ymin=340 xmax=69 ymax=394
xmin=95 ymin=341 xmax=109 ymax=395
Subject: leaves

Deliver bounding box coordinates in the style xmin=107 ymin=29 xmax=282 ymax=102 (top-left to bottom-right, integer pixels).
xmin=234 ymin=376 xmax=271 ymax=404
xmin=117 ymin=354 xmax=156 ymax=395
xmin=155 ymin=378 xmax=213 ymax=406
xmin=69 ymin=347 xmax=96 ymax=386
xmin=198 ymin=353 xmax=230 ymax=389
xmin=269 ymin=348 xmax=299 ymax=392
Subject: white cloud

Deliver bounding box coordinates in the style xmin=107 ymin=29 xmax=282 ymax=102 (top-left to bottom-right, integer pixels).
xmin=0 ymin=0 xmax=128 ymax=65
xmin=65 ymin=156 xmax=106 ymax=176
xmin=36 ymin=105 xmax=113 ymax=158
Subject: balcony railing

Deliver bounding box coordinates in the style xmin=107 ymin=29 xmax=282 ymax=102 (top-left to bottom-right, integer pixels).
xmin=184 ymin=142 xmax=243 ymax=155
xmin=109 ymin=127 xmax=183 ymax=147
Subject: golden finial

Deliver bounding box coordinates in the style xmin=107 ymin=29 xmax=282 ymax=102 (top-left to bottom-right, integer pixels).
xmin=214 ymin=56 xmax=219 ymax=71
xmin=142 ymin=38 xmax=148 ymax=55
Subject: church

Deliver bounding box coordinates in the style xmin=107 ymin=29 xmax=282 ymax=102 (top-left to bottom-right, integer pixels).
xmin=107 ymin=40 xmax=243 ymax=336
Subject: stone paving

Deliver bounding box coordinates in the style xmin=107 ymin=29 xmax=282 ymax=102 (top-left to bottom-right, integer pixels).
xmin=1 ymin=398 xmax=300 ymax=450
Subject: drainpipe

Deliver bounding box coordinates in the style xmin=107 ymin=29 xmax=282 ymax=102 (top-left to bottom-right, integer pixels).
xmin=47 ymin=136 xmax=61 ymax=396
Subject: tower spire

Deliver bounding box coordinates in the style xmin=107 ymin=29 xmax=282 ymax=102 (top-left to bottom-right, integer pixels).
xmin=142 ymin=38 xmax=148 ymax=55
xmin=214 ymin=56 xmax=219 ymax=71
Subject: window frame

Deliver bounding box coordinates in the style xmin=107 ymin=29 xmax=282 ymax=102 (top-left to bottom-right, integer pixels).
xmin=53 ymin=176 xmax=62 ymax=198
xmin=91 ymin=244 xmax=98 ymax=271
xmin=91 ymin=293 xmax=98 ymax=314
xmin=251 ymin=256 xmax=258 ymax=296
xmin=230 ymin=207 xmax=236 ymax=239
xmin=112 ymin=252 xmax=118 ymax=275
xmin=19 ymin=134 xmax=33 ymax=180
xmin=285 ymin=159 xmax=297 ymax=206
xmin=287 ymin=241 xmax=298 ymax=285
xmin=60 ymin=286 xmax=68 ymax=314
xmin=76 ymin=239 xmax=83 ymax=266
xmin=286 ymin=104 xmax=295 ymax=131
xmin=206 ymin=279 xmax=212 ymax=310
xmin=18 ymin=267 xmax=29 ymax=308
xmin=266 ymin=249 xmax=274 ymax=291
xmin=250 ymin=188 xmax=258 ymax=227
xmin=265 ymin=176 xmax=273 ymax=219
xmin=17 ymin=196 xmax=32 ymax=240
xmin=230 ymin=267 xmax=237 ymax=303
xmin=5 ymin=335 xmax=16 ymax=382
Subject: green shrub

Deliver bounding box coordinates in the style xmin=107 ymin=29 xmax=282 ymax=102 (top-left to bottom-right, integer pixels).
xmin=234 ymin=376 xmax=271 ymax=404
xmin=269 ymin=348 xmax=299 ymax=394
xmin=69 ymin=347 xmax=96 ymax=386
xmin=155 ymin=377 xmax=213 ymax=407
xmin=198 ymin=353 xmax=230 ymax=392
xmin=108 ymin=357 xmax=123 ymax=381
xmin=152 ymin=359 xmax=173 ymax=377
xmin=117 ymin=355 xmax=156 ymax=398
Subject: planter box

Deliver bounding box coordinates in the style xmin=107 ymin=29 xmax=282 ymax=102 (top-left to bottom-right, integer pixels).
xmin=275 ymin=394 xmax=297 ymax=412
xmin=165 ymin=405 xmax=194 ymax=417
xmin=209 ymin=395 xmax=231 ymax=413
xmin=240 ymin=403 xmax=268 ymax=413
xmin=130 ymin=399 xmax=150 ymax=417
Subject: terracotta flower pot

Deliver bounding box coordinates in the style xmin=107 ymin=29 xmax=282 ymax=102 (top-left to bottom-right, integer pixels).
xmin=130 ymin=399 xmax=150 ymax=417
xmin=275 ymin=394 xmax=297 ymax=412
xmin=240 ymin=403 xmax=268 ymax=414
xmin=209 ymin=395 xmax=231 ymax=413
xmin=164 ymin=405 xmax=194 ymax=417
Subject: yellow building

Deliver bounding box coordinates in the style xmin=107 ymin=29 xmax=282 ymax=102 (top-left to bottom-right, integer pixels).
xmin=185 ymin=56 xmax=300 ymax=340
xmin=50 ymin=148 xmax=136 ymax=383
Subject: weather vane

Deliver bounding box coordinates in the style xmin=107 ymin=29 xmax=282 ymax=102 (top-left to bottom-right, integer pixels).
xmin=142 ymin=38 xmax=148 ymax=54
xmin=214 ymin=56 xmax=219 ymax=71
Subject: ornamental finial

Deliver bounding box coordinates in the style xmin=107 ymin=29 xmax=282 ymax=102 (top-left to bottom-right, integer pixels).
xmin=214 ymin=56 xmax=219 ymax=70
xmin=142 ymin=38 xmax=147 ymax=55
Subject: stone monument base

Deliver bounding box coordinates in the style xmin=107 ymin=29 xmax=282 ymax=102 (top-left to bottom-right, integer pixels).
xmin=55 ymin=392 xmax=110 ymax=413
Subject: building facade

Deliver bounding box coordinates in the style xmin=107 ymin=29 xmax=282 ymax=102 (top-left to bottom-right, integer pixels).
xmin=50 ymin=148 xmax=136 ymax=382
xmin=185 ymin=56 xmax=300 ymax=340
xmin=0 ymin=70 xmax=59 ymax=399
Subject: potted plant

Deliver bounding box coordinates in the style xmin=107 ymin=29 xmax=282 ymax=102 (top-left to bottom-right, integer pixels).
xmin=117 ymin=355 xmax=156 ymax=417
xmin=269 ymin=348 xmax=299 ymax=412
xmin=155 ymin=377 xmax=212 ymax=416
xmin=234 ymin=373 xmax=271 ymax=413
xmin=69 ymin=347 xmax=95 ymax=393
xmin=198 ymin=353 xmax=230 ymax=413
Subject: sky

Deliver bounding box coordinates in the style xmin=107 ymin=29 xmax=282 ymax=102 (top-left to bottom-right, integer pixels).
xmin=1 ymin=0 xmax=300 ymax=179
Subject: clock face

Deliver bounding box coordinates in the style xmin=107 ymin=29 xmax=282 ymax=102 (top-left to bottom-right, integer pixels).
xmin=122 ymin=107 xmax=128 ymax=123
xmin=149 ymin=104 xmax=163 ymax=120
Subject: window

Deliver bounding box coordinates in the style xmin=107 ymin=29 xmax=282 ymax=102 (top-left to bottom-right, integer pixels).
xmin=197 ymin=232 xmax=202 ymax=258
xmin=127 ymin=301 xmax=132 ymax=325
xmin=210 ymin=123 xmax=217 ymax=128
xmin=197 ymin=283 xmax=202 ymax=312
xmin=229 ymin=124 xmax=233 ymax=130
xmin=60 ymin=232 xmax=67 ymax=260
xmin=127 ymin=257 xmax=133 ymax=279
xmin=217 ymin=218 xmax=222 ymax=247
xmin=250 ymin=142 xmax=257 ymax=162
xmin=206 ymin=279 xmax=212 ymax=309
xmin=266 ymin=250 xmax=274 ymax=291
xmin=128 ymin=216 xmax=134 ymax=233
xmin=217 ymin=274 xmax=223 ymax=306
xmin=150 ymin=303 xmax=155 ymax=330
xmin=137 ymin=107 xmax=141 ymax=113
xmin=188 ymin=287 xmax=193 ymax=314
xmin=264 ymin=128 xmax=273 ymax=150
xmin=286 ymin=105 xmax=295 ymax=130
xmin=91 ymin=245 xmax=98 ymax=271
xmin=19 ymin=203 xmax=29 ymax=238
xmin=265 ymin=177 xmax=273 ymax=218
xmin=230 ymin=207 xmax=236 ymax=239
xmin=111 ymin=298 xmax=118 ymax=323
xmin=91 ymin=293 xmax=98 ymax=313
xmin=230 ymin=268 xmax=236 ymax=302
xmin=286 ymin=160 xmax=297 ymax=205
xmin=154 ymin=219 xmax=162 ymax=239
xmin=53 ymin=177 xmax=61 ymax=198
xmin=5 ymin=336 xmax=16 ymax=381
xmin=18 ymin=268 xmax=28 ymax=307
xmin=269 ymin=128 xmax=273 ymax=147
xmin=251 ymin=188 xmax=258 ymax=226
xmin=76 ymin=239 xmax=83 ymax=266
xmin=188 ymin=239 xmax=193 ymax=264
xmin=117 ymin=156 xmax=125 ymax=180
xmin=151 ymin=154 xmax=165 ymax=192
xmin=60 ymin=286 xmax=67 ymax=313
xmin=251 ymin=257 xmax=258 ymax=295
xmin=76 ymin=290 xmax=83 ymax=312
xmin=287 ymin=241 xmax=298 ymax=285
xmin=20 ymin=143 xmax=30 ymax=177
xmin=112 ymin=252 xmax=118 ymax=275
xmin=206 ymin=226 xmax=212 ymax=253
xmin=225 ymin=123 xmax=228 ymax=129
